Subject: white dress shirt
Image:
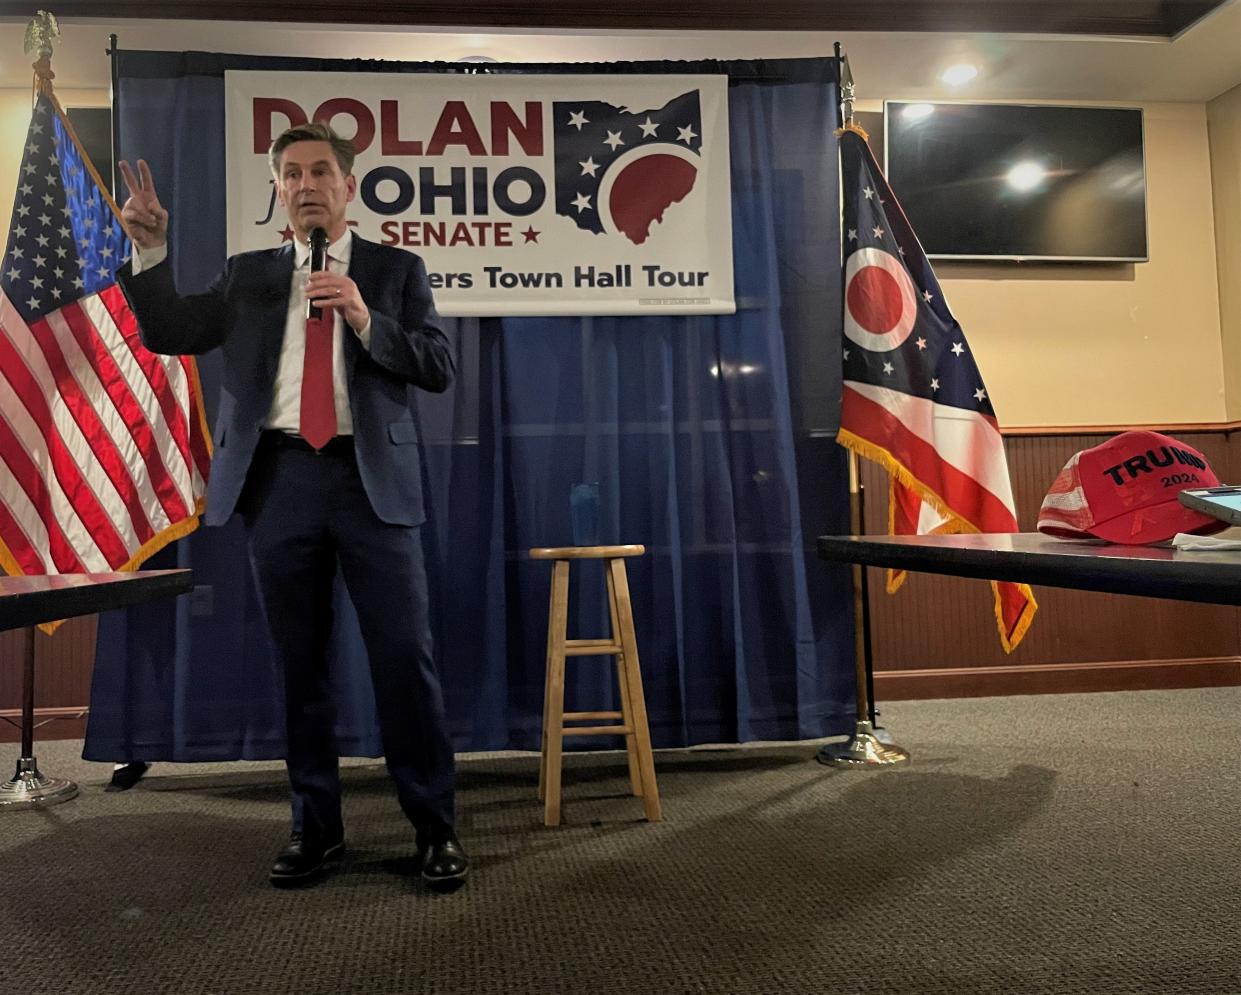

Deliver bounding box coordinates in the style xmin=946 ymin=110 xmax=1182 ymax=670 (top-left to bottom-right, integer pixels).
xmin=132 ymin=231 xmax=373 ymax=436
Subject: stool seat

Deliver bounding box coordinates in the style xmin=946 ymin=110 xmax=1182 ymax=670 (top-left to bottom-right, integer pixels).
xmin=531 ymin=544 xmax=661 ymax=827
xmin=529 ymin=544 xmax=645 ymax=560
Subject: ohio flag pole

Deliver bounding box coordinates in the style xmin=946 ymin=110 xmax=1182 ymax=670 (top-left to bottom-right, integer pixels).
xmin=817 ymin=48 xmax=911 ymax=770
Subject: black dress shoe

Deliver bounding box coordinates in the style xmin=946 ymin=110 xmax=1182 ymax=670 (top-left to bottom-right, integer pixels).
xmin=105 ymin=762 xmax=150 ymax=792
xmin=269 ymin=831 xmax=345 ymax=888
xmin=420 ymin=834 xmax=469 ymax=889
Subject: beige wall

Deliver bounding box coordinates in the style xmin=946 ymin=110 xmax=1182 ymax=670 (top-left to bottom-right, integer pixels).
xmin=0 ymin=86 xmax=109 ymax=226
xmin=0 ymin=88 xmax=1231 ymax=428
xmin=1208 ymin=83 xmax=1241 ymax=423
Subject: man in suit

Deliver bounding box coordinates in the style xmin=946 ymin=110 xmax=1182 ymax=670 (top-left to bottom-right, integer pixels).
xmin=116 ymin=122 xmax=467 ymax=890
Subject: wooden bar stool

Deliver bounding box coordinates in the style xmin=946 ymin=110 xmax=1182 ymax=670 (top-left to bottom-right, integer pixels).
xmin=529 ymin=544 xmax=662 ymax=827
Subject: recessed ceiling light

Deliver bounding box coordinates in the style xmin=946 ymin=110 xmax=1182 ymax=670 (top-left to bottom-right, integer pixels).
xmin=1006 ymin=161 xmax=1046 ymax=192
xmin=902 ymin=103 xmax=935 ymax=121
xmin=940 ymin=63 xmax=979 ymax=87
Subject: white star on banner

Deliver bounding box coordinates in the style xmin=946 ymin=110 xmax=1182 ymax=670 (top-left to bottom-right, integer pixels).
xmin=677 ymin=124 xmax=698 ymax=144
xmin=639 ymin=117 xmax=659 ymax=137
xmin=882 ymin=362 xmax=894 ymax=375
xmin=579 ymin=157 xmax=599 ymax=177
xmin=931 ymin=378 xmax=941 ymax=391
xmin=604 ymin=130 xmax=625 ymax=150
xmin=568 ymin=110 xmax=588 ymax=130
xmin=847 ymin=229 xmax=857 ymax=241
xmin=974 ymin=388 xmax=988 ymax=402
xmin=872 ymin=226 xmax=885 ymax=239
xmin=572 ymin=192 xmax=592 ymax=213
xmin=922 ymin=290 xmax=934 ymax=303
xmin=863 ymin=187 xmax=875 ymax=200
xmin=951 ymin=342 xmax=965 ymax=356
xmin=915 ymin=337 xmax=927 ymax=350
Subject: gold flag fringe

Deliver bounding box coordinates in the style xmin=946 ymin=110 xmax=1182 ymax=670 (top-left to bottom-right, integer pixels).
xmin=837 ymin=428 xmax=1038 ymax=653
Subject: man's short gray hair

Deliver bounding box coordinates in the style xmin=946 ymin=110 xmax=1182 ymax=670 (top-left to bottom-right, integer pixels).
xmin=268 ymin=121 xmax=356 ymax=176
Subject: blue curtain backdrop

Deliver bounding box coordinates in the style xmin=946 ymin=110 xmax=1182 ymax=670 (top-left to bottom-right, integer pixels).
xmin=84 ymin=52 xmax=853 ymax=761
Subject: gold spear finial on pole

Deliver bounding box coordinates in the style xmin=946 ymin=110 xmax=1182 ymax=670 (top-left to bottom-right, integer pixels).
xmin=25 ymin=10 xmax=61 ymax=97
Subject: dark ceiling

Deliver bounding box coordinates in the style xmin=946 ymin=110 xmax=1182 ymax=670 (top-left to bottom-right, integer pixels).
xmin=0 ymin=0 xmax=1229 ymax=37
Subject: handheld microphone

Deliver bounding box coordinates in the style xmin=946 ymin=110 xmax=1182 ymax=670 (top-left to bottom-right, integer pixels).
xmin=306 ymin=226 xmax=329 ymax=320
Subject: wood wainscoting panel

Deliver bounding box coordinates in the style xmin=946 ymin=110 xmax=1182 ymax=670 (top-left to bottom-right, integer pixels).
xmin=858 ymin=427 xmax=1241 ymax=698
xmin=0 ymin=615 xmax=98 ymax=744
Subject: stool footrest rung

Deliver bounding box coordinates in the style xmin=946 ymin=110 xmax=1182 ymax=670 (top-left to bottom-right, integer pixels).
xmin=563 ymin=711 xmax=624 ymax=721
xmin=564 ymin=639 xmax=622 ymax=656
xmin=561 ymin=724 xmax=632 ymax=737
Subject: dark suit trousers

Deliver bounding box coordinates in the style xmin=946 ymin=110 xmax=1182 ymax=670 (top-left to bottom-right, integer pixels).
xmin=240 ymin=434 xmax=455 ymax=842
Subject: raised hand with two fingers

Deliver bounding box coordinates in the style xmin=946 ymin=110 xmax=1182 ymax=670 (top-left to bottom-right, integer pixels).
xmin=118 ymin=159 xmax=169 ymax=250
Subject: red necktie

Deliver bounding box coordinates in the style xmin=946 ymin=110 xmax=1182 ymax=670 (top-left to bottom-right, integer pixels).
xmin=299 ymin=309 xmax=337 ymax=450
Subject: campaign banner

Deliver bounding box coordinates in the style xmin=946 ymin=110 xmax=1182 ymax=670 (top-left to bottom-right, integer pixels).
xmin=224 ymin=71 xmax=735 ymax=317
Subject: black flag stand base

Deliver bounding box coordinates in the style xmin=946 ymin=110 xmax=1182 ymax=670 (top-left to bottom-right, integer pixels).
xmin=0 ymin=627 xmax=79 ymax=810
xmin=816 ymin=450 xmax=910 ymax=769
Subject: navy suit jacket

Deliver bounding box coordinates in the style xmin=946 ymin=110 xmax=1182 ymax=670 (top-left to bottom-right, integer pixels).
xmin=117 ymin=235 xmax=453 ymax=528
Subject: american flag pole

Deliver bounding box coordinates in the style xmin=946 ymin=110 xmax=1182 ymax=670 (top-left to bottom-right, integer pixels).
xmin=1 ymin=10 xmax=79 ymax=809
xmin=817 ymin=44 xmax=910 ymax=769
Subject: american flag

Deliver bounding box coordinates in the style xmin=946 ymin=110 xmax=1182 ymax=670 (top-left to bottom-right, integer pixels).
xmin=836 ymin=127 xmax=1037 ymax=652
xmin=553 ymin=91 xmax=702 ymax=245
xmin=0 ymin=92 xmax=209 ymax=578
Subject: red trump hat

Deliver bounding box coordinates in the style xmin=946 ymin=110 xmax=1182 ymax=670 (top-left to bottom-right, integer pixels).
xmin=1037 ymin=431 xmax=1227 ymax=545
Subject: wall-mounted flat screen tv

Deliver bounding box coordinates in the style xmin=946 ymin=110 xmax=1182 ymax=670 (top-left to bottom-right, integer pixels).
xmin=884 ymin=102 xmax=1148 ymax=262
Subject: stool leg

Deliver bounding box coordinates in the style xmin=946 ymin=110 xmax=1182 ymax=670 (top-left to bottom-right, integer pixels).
xmin=538 ymin=565 xmax=558 ymax=803
xmin=609 ymin=558 xmax=662 ymax=822
xmin=606 ymin=562 xmax=643 ymax=798
xmin=543 ymin=560 xmax=571 ymax=827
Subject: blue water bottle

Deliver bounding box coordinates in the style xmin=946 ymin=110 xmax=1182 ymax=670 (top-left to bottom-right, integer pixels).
xmin=570 ymin=483 xmax=600 ymax=546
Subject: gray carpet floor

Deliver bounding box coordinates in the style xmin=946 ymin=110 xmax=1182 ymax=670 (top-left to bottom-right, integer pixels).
xmin=4 ymin=688 xmax=1241 ymax=995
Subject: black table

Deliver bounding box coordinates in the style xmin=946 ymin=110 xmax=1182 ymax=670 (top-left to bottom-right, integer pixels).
xmin=0 ymin=570 xmax=194 ymax=631
xmin=1 ymin=569 xmax=193 ymax=809
xmin=816 ymin=532 xmax=1241 ymax=606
